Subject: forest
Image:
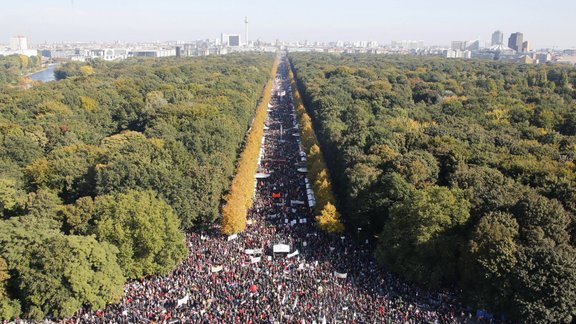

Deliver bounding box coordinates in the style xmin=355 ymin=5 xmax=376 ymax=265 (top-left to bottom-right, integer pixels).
xmin=0 ymin=53 xmax=274 ymax=319
xmin=289 ymin=52 xmax=576 ymax=322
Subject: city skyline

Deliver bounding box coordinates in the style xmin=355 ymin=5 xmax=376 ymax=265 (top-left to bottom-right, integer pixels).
xmin=1 ymin=0 xmax=575 ymax=49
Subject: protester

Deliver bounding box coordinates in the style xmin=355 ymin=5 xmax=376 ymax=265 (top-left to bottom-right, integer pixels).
xmin=69 ymin=57 xmax=476 ymax=324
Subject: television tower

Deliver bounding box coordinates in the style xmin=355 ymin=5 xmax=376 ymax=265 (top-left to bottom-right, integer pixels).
xmin=244 ymin=16 xmax=249 ymax=46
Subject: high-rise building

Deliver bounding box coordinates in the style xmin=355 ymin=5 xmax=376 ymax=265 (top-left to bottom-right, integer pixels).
xmin=451 ymin=41 xmax=465 ymax=51
xmin=491 ymin=30 xmax=504 ymax=46
xmin=451 ymin=40 xmax=479 ymax=51
xmin=508 ymin=32 xmax=523 ymax=52
xmin=220 ymin=33 xmax=241 ymax=47
xmin=10 ymin=36 xmax=28 ymax=51
xmin=522 ymin=41 xmax=530 ymax=52
xmin=228 ymin=35 xmax=240 ymax=47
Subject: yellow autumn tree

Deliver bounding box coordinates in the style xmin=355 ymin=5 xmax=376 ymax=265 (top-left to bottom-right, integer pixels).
xmin=288 ymin=62 xmax=344 ymax=233
xmin=18 ymin=55 xmax=29 ymax=69
xmin=221 ymin=57 xmax=279 ymax=235
xmin=316 ymin=202 xmax=344 ymax=233
xmin=80 ymin=65 xmax=95 ymax=77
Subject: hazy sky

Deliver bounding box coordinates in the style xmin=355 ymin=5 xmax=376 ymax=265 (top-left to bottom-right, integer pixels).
xmin=1 ymin=0 xmax=575 ymax=49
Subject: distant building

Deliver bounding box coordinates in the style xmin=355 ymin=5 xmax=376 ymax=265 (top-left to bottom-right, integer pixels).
xmin=451 ymin=41 xmax=465 ymax=51
xmin=367 ymin=41 xmax=379 ymax=48
xmin=130 ymin=49 xmax=176 ymax=57
xmin=451 ymin=40 xmax=479 ymax=51
xmin=10 ymin=36 xmax=28 ymax=51
xmin=522 ymin=41 xmax=530 ymax=52
xmin=445 ymin=49 xmax=472 ymax=59
xmin=1 ymin=36 xmax=37 ymax=56
xmin=491 ymin=30 xmax=504 ymax=46
xmin=508 ymin=32 xmax=524 ymax=52
xmin=221 ymin=34 xmax=241 ymax=47
xmin=391 ymin=40 xmax=424 ymax=50
xmin=466 ymin=40 xmax=480 ymax=51
xmin=536 ymin=53 xmax=552 ymax=63
xmin=229 ymin=35 xmax=240 ymax=47
xmin=517 ymin=55 xmax=534 ymax=64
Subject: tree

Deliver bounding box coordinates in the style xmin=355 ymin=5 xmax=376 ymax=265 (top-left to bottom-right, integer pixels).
xmin=463 ymin=211 xmax=519 ymax=313
xmin=79 ymin=65 xmax=95 ymax=77
xmin=24 ymin=188 xmax=62 ymax=220
xmin=59 ymin=196 xmax=94 ymax=234
xmin=0 ymin=216 xmax=124 ymax=320
xmin=316 ymin=202 xmax=344 ymax=233
xmin=376 ymin=186 xmax=470 ymax=286
xmin=221 ymin=58 xmax=278 ymax=234
xmin=512 ymin=193 xmax=571 ymax=246
xmin=0 ymin=178 xmax=26 ymax=216
xmin=391 ymin=150 xmax=439 ymax=187
xmin=510 ymin=245 xmax=576 ymax=323
xmin=0 ymin=256 xmax=21 ymax=320
xmin=90 ymin=190 xmax=187 ymax=278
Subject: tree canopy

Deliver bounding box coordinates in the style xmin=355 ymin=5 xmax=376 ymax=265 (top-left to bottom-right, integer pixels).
xmin=0 ymin=53 xmax=274 ymax=320
xmin=289 ymin=52 xmax=576 ymax=322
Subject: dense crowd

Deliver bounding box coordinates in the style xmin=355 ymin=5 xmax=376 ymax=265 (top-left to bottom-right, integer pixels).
xmin=68 ymin=58 xmax=475 ymax=323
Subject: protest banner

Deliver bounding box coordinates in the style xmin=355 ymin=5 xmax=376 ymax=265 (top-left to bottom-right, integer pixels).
xmin=334 ymin=272 xmax=348 ymax=279
xmin=287 ymin=250 xmax=299 ymax=258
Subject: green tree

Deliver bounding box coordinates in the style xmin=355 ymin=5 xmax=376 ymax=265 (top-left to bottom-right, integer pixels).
xmin=463 ymin=212 xmax=519 ymax=313
xmin=0 ymin=256 xmax=21 ymax=320
xmin=376 ymin=186 xmax=470 ymax=286
xmin=59 ymin=196 xmax=94 ymax=234
xmin=0 ymin=216 xmax=124 ymax=320
xmin=510 ymin=245 xmax=576 ymax=323
xmin=90 ymin=190 xmax=187 ymax=278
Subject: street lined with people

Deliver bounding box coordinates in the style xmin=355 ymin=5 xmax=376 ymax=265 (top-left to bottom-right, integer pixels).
xmin=71 ymin=57 xmax=473 ymax=323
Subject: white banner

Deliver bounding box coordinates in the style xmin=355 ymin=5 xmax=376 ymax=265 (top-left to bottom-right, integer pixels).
xmin=251 ymin=257 xmax=261 ymax=263
xmin=290 ymin=200 xmax=305 ymax=205
xmin=273 ymin=244 xmax=290 ymax=253
xmin=177 ymin=295 xmax=190 ymax=307
xmin=227 ymin=234 xmax=238 ymax=241
xmin=254 ymin=248 xmax=263 ymax=255
xmin=287 ymin=250 xmax=299 ymax=259
xmin=245 ymin=249 xmax=255 ymax=255
xmin=334 ymin=272 xmax=348 ymax=279
xmin=211 ymin=266 xmax=223 ymax=273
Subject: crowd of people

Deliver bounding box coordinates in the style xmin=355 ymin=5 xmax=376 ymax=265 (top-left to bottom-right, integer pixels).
xmin=69 ymin=57 xmax=476 ymax=323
